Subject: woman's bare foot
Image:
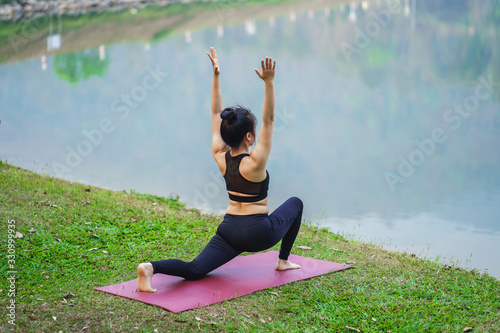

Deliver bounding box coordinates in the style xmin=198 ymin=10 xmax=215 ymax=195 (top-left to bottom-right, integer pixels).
xmin=137 ymin=263 xmax=157 ymax=292
xmin=276 ymin=259 xmax=301 ymax=271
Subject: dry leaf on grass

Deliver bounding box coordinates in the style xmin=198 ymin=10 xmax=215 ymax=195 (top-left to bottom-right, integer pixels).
xmin=14 ymin=232 xmax=23 ymax=238
xmin=63 ymin=292 xmax=76 ymax=299
xmin=463 ymin=328 xmax=473 ymax=332
xmin=296 ymin=245 xmax=312 ymax=250
xmin=100 ymin=266 xmax=109 ymax=271
xmin=330 ymin=247 xmax=346 ymax=253
xmin=345 ymin=326 xmax=360 ymax=332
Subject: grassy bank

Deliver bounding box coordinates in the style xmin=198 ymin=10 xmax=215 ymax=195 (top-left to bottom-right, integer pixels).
xmin=0 ymin=161 xmax=499 ymax=332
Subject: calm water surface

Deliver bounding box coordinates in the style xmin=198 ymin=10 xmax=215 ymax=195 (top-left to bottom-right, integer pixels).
xmin=1 ymin=1 xmax=499 ymax=276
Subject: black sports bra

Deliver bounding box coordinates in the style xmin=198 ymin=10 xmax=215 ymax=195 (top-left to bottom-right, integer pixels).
xmin=223 ymin=150 xmax=269 ymax=203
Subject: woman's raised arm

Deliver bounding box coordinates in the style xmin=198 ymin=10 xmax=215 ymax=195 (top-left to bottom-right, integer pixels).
xmin=207 ymin=47 xmax=228 ymax=159
xmin=250 ymin=57 xmax=276 ymax=168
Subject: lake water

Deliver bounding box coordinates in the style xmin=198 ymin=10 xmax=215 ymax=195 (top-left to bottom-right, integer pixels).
xmin=1 ymin=0 xmax=499 ymax=277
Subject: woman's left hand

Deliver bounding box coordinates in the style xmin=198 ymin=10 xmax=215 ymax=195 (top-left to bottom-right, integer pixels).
xmin=207 ymin=47 xmax=221 ymax=75
xmin=255 ymin=56 xmax=276 ymax=83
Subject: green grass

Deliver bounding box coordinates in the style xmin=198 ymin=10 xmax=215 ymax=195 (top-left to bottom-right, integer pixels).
xmin=1 ymin=162 xmax=499 ymax=332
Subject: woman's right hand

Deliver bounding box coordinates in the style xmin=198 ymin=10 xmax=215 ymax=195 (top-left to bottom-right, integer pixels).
xmin=255 ymin=57 xmax=276 ymax=82
xmin=207 ymin=47 xmax=220 ymax=75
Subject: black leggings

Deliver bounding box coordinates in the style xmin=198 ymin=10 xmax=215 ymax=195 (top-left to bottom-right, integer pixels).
xmin=150 ymin=197 xmax=303 ymax=280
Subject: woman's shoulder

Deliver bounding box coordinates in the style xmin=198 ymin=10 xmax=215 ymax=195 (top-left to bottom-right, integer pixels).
xmin=240 ymin=154 xmax=268 ymax=182
xmin=214 ymin=149 xmax=230 ymax=175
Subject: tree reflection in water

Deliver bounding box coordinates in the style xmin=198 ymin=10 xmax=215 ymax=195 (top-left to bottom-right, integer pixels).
xmin=53 ymin=48 xmax=110 ymax=85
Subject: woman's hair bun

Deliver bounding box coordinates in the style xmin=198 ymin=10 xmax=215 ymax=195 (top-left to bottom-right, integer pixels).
xmin=219 ymin=105 xmax=257 ymax=147
xmin=221 ymin=108 xmax=237 ymax=122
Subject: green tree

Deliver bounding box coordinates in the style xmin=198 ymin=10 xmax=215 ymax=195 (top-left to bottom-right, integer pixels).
xmin=53 ymin=48 xmax=110 ymax=85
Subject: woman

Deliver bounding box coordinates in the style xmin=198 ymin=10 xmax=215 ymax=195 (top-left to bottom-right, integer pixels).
xmin=137 ymin=47 xmax=303 ymax=292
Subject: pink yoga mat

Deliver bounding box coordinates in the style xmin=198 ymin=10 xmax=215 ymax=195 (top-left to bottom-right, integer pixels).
xmin=95 ymin=251 xmax=351 ymax=313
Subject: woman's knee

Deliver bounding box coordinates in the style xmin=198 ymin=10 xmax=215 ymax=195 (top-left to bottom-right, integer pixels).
xmin=184 ymin=263 xmax=207 ymax=281
xmin=185 ymin=272 xmax=205 ymax=281
xmin=289 ymin=196 xmax=303 ymax=212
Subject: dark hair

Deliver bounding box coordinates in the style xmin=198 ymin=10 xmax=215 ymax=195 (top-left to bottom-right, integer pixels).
xmin=220 ymin=105 xmax=257 ymax=148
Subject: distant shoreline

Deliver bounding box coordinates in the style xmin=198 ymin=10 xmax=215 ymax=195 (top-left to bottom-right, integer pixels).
xmin=0 ymin=0 xmax=336 ymax=65
xmin=0 ymin=0 xmax=190 ymax=21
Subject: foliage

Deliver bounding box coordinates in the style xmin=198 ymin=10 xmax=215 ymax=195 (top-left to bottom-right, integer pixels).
xmin=53 ymin=48 xmax=110 ymax=85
